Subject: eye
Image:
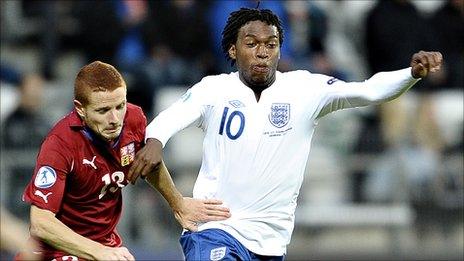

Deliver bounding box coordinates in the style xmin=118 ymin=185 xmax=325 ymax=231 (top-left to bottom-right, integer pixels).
xmin=267 ymin=43 xmax=277 ymax=48
xmin=246 ymin=42 xmax=256 ymax=47
xmin=97 ymin=109 xmax=109 ymax=115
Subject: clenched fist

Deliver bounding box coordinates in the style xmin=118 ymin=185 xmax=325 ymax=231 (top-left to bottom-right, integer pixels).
xmin=410 ymin=51 xmax=443 ymax=79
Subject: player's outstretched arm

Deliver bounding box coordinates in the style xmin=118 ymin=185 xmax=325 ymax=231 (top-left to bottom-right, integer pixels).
xmin=316 ymin=51 xmax=444 ymax=119
xmin=144 ymin=161 xmax=231 ymax=231
xmin=30 ymin=206 xmax=135 ymax=260
xmin=410 ymin=51 xmax=443 ymax=79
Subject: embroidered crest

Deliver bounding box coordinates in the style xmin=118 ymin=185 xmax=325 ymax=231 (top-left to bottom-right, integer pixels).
xmin=228 ymin=100 xmax=245 ymax=108
xmin=269 ymin=103 xmax=290 ymax=128
xmin=210 ymin=246 xmax=227 ymax=261
xmin=34 ymin=166 xmax=57 ymax=189
xmin=120 ymin=142 xmax=135 ymax=166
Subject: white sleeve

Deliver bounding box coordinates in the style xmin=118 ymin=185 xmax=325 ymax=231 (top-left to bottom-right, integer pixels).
xmin=145 ymin=84 xmax=207 ymax=147
xmin=316 ymin=68 xmax=420 ymax=119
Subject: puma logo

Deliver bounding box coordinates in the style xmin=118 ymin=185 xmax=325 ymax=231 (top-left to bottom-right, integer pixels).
xmin=83 ymin=156 xmax=97 ymax=169
xmin=34 ymin=190 xmax=52 ymax=203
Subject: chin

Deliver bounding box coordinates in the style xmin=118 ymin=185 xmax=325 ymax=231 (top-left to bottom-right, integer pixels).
xmin=252 ymin=77 xmax=270 ymax=87
xmin=103 ymin=132 xmax=120 ymax=141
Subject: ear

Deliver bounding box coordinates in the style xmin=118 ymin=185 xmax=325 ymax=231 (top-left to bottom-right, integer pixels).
xmin=74 ymin=100 xmax=85 ymax=118
xmin=228 ymin=45 xmax=236 ymax=60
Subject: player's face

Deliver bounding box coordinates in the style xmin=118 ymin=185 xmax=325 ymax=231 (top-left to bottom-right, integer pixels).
xmin=231 ymin=20 xmax=280 ymax=90
xmin=75 ymin=86 xmax=127 ymax=142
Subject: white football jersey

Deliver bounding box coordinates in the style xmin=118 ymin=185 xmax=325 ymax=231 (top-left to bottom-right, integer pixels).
xmin=146 ymin=68 xmax=418 ymax=255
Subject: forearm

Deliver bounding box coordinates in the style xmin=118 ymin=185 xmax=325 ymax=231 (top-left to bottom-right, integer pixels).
xmin=144 ymin=161 xmax=183 ymax=212
xmin=0 ymin=208 xmax=31 ymax=253
xmin=318 ymin=68 xmax=419 ymax=118
xmin=358 ymin=67 xmax=419 ymax=103
xmin=145 ymin=100 xmax=201 ymax=146
xmin=30 ymin=206 xmax=102 ymax=260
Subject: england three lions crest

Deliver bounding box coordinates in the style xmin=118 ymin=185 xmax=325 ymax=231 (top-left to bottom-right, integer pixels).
xmin=269 ymin=103 xmax=290 ymax=128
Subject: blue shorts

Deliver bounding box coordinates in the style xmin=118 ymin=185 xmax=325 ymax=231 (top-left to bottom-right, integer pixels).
xmin=180 ymin=228 xmax=285 ymax=261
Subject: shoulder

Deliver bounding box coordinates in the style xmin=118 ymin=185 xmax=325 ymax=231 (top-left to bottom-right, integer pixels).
xmin=200 ymin=72 xmax=235 ymax=83
xmin=45 ymin=111 xmax=80 ymax=144
xmin=279 ymin=70 xmax=335 ymax=86
xmin=125 ymin=103 xmax=147 ymax=128
xmin=124 ymin=103 xmax=147 ymax=138
xmin=192 ymin=72 xmax=237 ymax=92
xmin=126 ymin=103 xmax=146 ymax=121
xmin=38 ymin=112 xmax=80 ymax=157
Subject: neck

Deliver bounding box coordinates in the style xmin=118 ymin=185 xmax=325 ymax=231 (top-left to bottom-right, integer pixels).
xmin=239 ymin=73 xmax=275 ymax=102
xmin=83 ymin=126 xmax=118 ymax=147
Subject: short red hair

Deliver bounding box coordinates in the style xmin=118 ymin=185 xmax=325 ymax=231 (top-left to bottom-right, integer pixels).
xmin=74 ymin=61 xmax=126 ymax=105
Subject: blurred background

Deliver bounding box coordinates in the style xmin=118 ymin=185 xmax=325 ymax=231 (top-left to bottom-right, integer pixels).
xmin=0 ymin=0 xmax=462 ymax=260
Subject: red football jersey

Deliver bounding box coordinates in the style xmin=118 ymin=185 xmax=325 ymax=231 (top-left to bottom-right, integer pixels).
xmin=22 ymin=103 xmax=146 ymax=260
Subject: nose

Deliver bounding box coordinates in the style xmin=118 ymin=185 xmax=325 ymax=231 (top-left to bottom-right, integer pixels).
xmin=107 ymin=109 xmax=119 ymax=124
xmin=256 ymin=44 xmax=268 ymax=59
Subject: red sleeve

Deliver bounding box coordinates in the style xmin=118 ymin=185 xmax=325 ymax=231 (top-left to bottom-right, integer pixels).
xmin=22 ymin=135 xmax=73 ymax=213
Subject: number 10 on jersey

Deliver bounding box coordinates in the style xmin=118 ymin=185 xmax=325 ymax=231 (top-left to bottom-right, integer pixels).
xmin=219 ymin=107 xmax=245 ymax=140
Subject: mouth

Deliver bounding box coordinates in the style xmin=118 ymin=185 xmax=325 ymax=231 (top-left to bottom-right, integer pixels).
xmin=105 ymin=126 xmax=121 ymax=133
xmin=252 ymin=64 xmax=269 ymax=74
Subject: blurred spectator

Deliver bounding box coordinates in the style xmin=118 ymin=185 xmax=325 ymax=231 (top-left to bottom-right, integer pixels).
xmin=359 ymin=0 xmax=440 ymax=203
xmin=74 ymin=0 xmax=156 ymax=117
xmin=113 ymin=0 xmax=155 ymax=117
xmin=2 ymin=68 xmax=50 ymax=219
xmin=2 ymin=73 xmax=49 ymax=148
xmin=316 ymin=0 xmax=375 ymax=80
xmin=428 ymin=0 xmax=463 ymax=90
xmin=74 ymin=0 xmax=213 ymax=118
xmin=0 ymin=63 xmax=23 ymax=85
xmin=418 ymin=0 xmax=464 ymax=242
xmin=285 ymin=1 xmax=347 ymax=81
xmin=365 ymin=0 xmax=434 ymax=76
xmin=74 ymin=1 xmax=124 ymax=64
xmin=15 ymin=1 xmax=80 ymax=80
xmin=142 ymin=0 xmax=213 ymax=84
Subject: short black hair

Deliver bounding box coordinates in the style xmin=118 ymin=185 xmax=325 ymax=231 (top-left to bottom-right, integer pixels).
xmin=221 ymin=8 xmax=284 ymax=66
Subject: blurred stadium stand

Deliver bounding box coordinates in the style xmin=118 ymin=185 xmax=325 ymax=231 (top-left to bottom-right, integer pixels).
xmin=1 ymin=0 xmax=462 ymax=260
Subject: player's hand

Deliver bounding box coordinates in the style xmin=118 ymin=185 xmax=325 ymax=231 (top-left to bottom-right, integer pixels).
xmin=127 ymin=138 xmax=163 ymax=184
xmin=94 ymin=246 xmax=135 ymax=261
xmin=410 ymin=51 xmax=443 ymax=79
xmin=173 ymin=197 xmax=231 ymax=231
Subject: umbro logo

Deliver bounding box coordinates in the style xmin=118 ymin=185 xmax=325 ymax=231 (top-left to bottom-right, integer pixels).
xmin=229 ymin=100 xmax=245 ymax=108
xmin=83 ymin=156 xmax=97 ymax=169
xmin=34 ymin=190 xmax=52 ymax=203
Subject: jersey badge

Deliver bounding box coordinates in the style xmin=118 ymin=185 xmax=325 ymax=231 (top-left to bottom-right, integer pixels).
xmin=82 ymin=156 xmax=97 ymax=169
xmin=34 ymin=166 xmax=57 ymax=189
xmin=120 ymin=142 xmax=135 ymax=166
xmin=229 ymin=100 xmax=245 ymax=108
xmin=269 ymin=103 xmax=290 ymax=128
xmin=210 ymin=246 xmax=227 ymax=261
xmin=34 ymin=190 xmax=52 ymax=203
